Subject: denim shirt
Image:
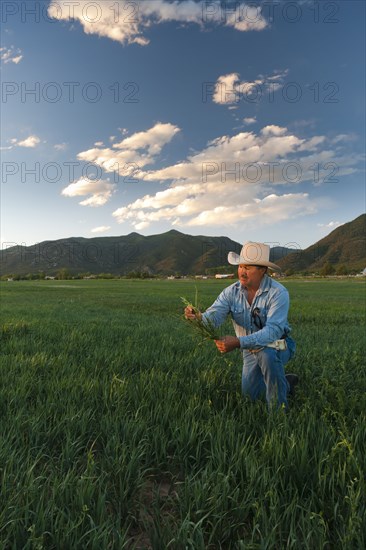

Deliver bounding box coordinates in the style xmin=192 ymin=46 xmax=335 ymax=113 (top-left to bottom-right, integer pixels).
xmin=202 ymin=275 xmax=292 ymax=349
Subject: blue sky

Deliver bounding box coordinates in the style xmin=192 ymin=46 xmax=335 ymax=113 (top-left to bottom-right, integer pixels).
xmin=1 ymin=0 xmax=365 ymax=251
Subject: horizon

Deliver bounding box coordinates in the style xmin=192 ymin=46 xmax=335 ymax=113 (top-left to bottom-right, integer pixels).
xmin=1 ymin=1 xmax=365 ymax=250
xmin=2 ymin=212 xmax=365 ymax=253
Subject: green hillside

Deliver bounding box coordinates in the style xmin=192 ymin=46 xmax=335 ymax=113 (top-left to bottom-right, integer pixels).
xmin=0 ymin=231 xmax=242 ymax=277
xmin=1 ymin=214 xmax=364 ymax=277
xmin=277 ymin=214 xmax=366 ymax=273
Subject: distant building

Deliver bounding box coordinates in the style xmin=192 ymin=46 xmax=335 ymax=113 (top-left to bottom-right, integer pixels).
xmin=215 ymin=273 xmax=234 ymax=279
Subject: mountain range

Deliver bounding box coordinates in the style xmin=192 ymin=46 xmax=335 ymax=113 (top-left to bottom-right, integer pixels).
xmin=1 ymin=214 xmax=365 ymax=276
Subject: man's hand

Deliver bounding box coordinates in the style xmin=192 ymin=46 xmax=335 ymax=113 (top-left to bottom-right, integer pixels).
xmin=214 ymin=336 xmax=240 ymax=354
xmin=184 ymin=306 xmax=202 ymax=321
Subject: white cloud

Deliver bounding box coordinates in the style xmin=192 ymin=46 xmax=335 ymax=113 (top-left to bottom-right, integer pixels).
xmin=184 ymin=193 xmax=316 ymax=226
xmin=91 ymin=225 xmax=111 ymax=233
xmin=104 ymin=125 xmax=361 ymax=231
xmin=243 ymin=117 xmax=257 ymax=125
xmin=94 ymin=141 xmax=104 ymax=147
xmin=317 ymin=221 xmax=344 ymax=229
xmin=261 ymin=125 xmax=287 ymax=137
xmin=225 ymin=3 xmax=267 ymax=31
xmin=213 ymin=73 xmax=241 ymax=104
xmin=62 ymin=178 xmax=116 ymax=207
xmin=297 ymin=136 xmax=325 ymax=151
xmin=112 ymin=189 xmax=316 ymax=229
xmin=331 ymin=134 xmax=357 ymax=145
xmin=72 ymin=122 xmax=361 ymax=231
xmin=114 ymin=123 xmax=180 ymax=154
xmin=17 ymin=135 xmax=41 ymax=148
xmin=0 ymin=46 xmax=23 ymax=64
xmin=77 ymin=122 xmax=180 ymax=175
xmin=2 ymin=135 xmax=47 ymax=151
xmin=48 ymin=1 xmax=268 ymax=46
xmin=54 ymin=142 xmax=68 ymax=151
xmin=213 ymin=70 xmax=288 ymax=105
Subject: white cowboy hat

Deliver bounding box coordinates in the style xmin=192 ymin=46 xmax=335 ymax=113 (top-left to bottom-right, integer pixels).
xmin=228 ymin=241 xmax=281 ymax=271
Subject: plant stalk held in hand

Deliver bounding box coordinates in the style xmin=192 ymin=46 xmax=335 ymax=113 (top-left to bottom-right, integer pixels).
xmin=181 ymin=296 xmax=221 ymax=342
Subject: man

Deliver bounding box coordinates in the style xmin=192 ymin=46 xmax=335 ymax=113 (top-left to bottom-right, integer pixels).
xmin=184 ymin=241 xmax=297 ymax=410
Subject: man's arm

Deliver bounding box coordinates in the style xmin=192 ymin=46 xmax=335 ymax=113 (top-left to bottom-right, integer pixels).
xmin=214 ymin=336 xmax=240 ymax=353
xmin=204 ymin=287 xmax=241 ymax=354
xmin=184 ymin=285 xmax=242 ymax=354
xmin=201 ymin=287 xmax=232 ymax=327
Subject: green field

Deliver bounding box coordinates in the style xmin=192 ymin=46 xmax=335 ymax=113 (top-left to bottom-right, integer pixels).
xmin=0 ymin=279 xmax=365 ymax=549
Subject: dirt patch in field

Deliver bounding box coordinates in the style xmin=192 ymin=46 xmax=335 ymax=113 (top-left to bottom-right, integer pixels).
xmin=127 ymin=474 xmax=180 ymax=549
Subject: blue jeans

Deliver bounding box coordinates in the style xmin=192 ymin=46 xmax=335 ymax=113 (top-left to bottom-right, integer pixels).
xmin=241 ymin=337 xmax=296 ymax=410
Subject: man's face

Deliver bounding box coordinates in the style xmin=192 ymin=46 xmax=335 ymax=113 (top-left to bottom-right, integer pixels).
xmin=238 ymin=264 xmax=266 ymax=289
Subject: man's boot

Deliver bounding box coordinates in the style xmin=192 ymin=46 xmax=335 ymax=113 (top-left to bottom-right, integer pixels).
xmin=286 ymin=374 xmax=299 ymax=397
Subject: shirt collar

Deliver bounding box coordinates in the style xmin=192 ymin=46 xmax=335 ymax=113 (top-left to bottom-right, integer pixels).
xmin=257 ymin=274 xmax=271 ymax=295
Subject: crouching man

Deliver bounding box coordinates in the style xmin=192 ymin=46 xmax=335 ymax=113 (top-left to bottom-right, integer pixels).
xmin=185 ymin=242 xmax=298 ymax=410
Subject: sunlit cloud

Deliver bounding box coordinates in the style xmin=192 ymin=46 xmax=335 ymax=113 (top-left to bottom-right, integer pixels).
xmin=317 ymin=221 xmax=344 ymax=229
xmin=17 ymin=135 xmax=41 ymax=148
xmin=0 ymin=46 xmax=23 ymax=64
xmin=213 ymin=70 xmax=289 ymax=105
xmin=243 ymin=117 xmax=257 ymax=125
xmin=48 ymin=1 xmax=269 ymax=46
xmin=54 ymin=142 xmax=68 ymax=151
xmin=91 ymin=225 xmax=112 ymax=233
xmin=81 ymin=123 xmax=361 ymax=232
xmin=77 ymin=122 xmax=180 ymax=174
xmin=62 ymin=178 xmax=117 ymax=207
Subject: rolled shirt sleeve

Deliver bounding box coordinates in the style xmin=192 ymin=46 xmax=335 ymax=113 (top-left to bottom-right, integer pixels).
xmin=202 ymin=287 xmax=232 ymax=328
